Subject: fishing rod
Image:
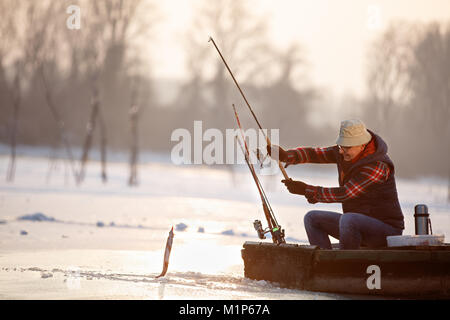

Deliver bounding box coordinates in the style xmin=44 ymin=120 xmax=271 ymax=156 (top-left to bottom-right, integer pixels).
xmin=232 ymin=104 xmax=274 ymax=227
xmin=208 ymin=36 xmax=290 ymax=181
xmin=233 ymin=105 xmax=285 ymax=245
xmin=235 ymin=136 xmax=285 ymax=245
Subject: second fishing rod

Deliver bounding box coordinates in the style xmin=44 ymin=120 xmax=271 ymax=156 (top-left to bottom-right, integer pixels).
xmin=209 ymin=36 xmax=290 ymax=181
xmin=233 ymin=104 xmax=285 ymax=245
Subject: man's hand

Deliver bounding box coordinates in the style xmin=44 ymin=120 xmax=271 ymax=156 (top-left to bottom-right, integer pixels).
xmin=267 ymin=144 xmax=288 ymax=162
xmin=282 ymin=179 xmax=308 ymax=195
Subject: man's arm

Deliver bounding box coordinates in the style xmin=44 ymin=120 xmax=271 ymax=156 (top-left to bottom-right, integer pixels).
xmin=304 ymin=161 xmax=390 ymax=203
xmin=285 ymin=146 xmax=338 ymax=166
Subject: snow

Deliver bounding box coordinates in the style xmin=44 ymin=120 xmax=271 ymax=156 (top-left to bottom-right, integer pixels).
xmin=221 ymin=229 xmax=235 ymax=236
xmin=18 ymin=212 xmax=56 ymax=222
xmin=0 ymin=146 xmax=449 ymax=299
xmin=176 ymin=223 xmax=188 ymax=232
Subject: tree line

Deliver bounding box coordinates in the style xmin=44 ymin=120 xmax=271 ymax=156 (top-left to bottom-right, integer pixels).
xmin=0 ymin=1 xmax=448 ymax=197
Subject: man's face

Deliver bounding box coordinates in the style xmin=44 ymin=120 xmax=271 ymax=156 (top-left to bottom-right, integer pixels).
xmin=338 ymin=144 xmax=365 ymax=161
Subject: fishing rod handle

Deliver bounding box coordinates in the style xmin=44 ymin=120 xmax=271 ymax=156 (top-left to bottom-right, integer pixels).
xmin=265 ymin=136 xmax=290 ymax=180
xmin=279 ymin=163 xmax=290 ymax=180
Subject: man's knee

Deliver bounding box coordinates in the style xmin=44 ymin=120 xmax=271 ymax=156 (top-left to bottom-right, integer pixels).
xmin=339 ymin=213 xmax=360 ymax=229
xmin=304 ymin=210 xmax=325 ymax=227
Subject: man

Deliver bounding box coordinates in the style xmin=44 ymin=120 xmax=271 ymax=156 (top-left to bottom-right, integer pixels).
xmin=268 ymin=119 xmax=404 ymax=249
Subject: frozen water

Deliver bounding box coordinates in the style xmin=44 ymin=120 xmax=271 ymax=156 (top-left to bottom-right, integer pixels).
xmin=0 ymin=145 xmax=449 ymax=299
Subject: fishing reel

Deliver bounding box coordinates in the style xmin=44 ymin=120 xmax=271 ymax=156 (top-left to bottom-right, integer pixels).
xmin=253 ymin=220 xmax=286 ymax=245
xmin=271 ymin=226 xmax=286 ymax=245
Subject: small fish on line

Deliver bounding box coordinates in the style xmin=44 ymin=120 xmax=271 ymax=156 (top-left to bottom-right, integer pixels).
xmin=155 ymin=226 xmax=174 ymax=278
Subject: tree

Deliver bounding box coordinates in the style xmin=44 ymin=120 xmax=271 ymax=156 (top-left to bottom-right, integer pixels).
xmin=180 ymin=0 xmax=273 ymax=130
xmin=365 ymin=22 xmax=417 ymax=135
xmin=364 ymin=22 xmax=450 ymax=201
xmin=408 ymin=24 xmax=450 ymax=201
xmin=0 ymin=0 xmax=26 ymax=182
xmin=257 ymin=43 xmax=318 ymax=147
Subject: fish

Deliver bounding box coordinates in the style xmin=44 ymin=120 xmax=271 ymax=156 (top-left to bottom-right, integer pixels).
xmin=155 ymin=226 xmax=174 ymax=278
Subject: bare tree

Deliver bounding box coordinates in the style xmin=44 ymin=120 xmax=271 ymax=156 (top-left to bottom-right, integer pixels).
xmin=0 ymin=1 xmax=78 ymax=182
xmin=67 ymin=14 xmax=108 ymax=185
xmin=68 ymin=0 xmax=157 ymax=184
xmin=0 ymin=0 xmax=25 ymax=182
xmin=127 ymin=75 xmax=141 ymax=186
xmin=26 ymin=1 xmax=81 ymax=183
xmin=365 ymin=22 xmax=417 ymax=135
xmin=408 ymin=24 xmax=450 ymax=201
xmin=77 ymin=84 xmax=108 ymax=184
xmin=181 ymin=0 xmax=273 ymax=129
xmin=5 ymin=61 xmax=23 ymax=182
xmin=258 ymin=43 xmax=317 ymax=146
xmin=365 ymin=22 xmax=450 ymax=201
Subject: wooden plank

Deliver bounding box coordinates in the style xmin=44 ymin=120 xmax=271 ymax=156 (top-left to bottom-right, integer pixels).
xmin=241 ymin=241 xmax=450 ymax=297
xmin=314 ymin=249 xmax=433 ymax=263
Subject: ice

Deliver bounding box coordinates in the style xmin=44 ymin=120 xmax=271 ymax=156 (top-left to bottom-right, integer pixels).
xmin=285 ymin=237 xmax=308 ymax=244
xmin=0 ymin=146 xmax=449 ymax=299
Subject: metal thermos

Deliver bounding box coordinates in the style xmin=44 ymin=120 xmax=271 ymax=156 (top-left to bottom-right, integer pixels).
xmin=414 ymin=204 xmax=432 ymax=235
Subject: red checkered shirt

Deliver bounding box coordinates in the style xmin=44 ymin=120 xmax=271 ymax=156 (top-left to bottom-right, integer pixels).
xmin=285 ymin=147 xmax=391 ymax=203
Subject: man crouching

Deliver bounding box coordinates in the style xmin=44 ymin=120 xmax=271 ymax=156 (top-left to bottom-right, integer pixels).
xmin=268 ymin=119 xmax=404 ymax=249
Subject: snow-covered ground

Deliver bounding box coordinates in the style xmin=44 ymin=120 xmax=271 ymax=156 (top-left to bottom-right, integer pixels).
xmin=0 ymin=146 xmax=449 ymax=299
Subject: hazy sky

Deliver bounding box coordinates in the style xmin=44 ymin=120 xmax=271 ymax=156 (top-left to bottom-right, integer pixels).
xmin=151 ymin=0 xmax=450 ymax=98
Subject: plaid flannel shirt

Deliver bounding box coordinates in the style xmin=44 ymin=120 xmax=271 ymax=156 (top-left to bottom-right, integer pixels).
xmin=285 ymin=147 xmax=390 ymax=203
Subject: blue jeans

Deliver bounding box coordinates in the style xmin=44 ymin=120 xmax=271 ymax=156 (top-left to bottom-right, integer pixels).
xmin=304 ymin=210 xmax=403 ymax=249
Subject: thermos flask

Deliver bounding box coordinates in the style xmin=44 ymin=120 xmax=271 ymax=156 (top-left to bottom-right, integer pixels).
xmin=414 ymin=204 xmax=432 ymax=235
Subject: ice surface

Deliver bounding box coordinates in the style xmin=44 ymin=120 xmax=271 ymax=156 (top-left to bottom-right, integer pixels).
xmin=0 ymin=146 xmax=449 ymax=299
